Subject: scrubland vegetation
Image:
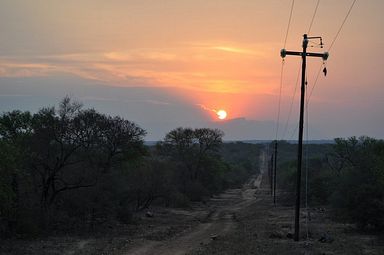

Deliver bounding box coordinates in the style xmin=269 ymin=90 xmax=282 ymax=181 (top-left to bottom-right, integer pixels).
xmin=273 ymin=137 xmax=384 ymax=231
xmin=1 ymin=96 xmax=383 ymax=243
xmin=0 ymin=97 xmax=260 ymax=238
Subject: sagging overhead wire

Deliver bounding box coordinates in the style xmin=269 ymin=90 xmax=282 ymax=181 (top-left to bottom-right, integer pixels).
xmin=307 ymin=0 xmax=321 ymax=34
xmin=273 ymin=0 xmax=296 ymax=205
xmin=281 ymin=64 xmax=301 ymax=140
xmin=307 ymin=0 xmax=357 ymax=107
xmin=284 ymin=0 xmax=295 ymax=49
xmin=303 ymin=2 xmax=356 ymax=238
xmin=283 ymin=0 xmax=357 ymax=141
xmin=328 ymin=0 xmax=357 ymax=52
xmin=282 ymin=0 xmax=320 ymax=141
xmin=307 ymin=63 xmax=324 ymax=104
xmin=276 ymin=0 xmax=295 ymax=141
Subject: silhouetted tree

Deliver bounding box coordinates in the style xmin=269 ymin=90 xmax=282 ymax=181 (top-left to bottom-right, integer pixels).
xmin=160 ymin=127 xmax=223 ymax=180
xmin=0 ymin=97 xmax=147 ymax=234
xmin=157 ymin=127 xmax=224 ymax=200
xmin=0 ymin=110 xmax=33 ymax=235
xmin=329 ymin=136 xmax=384 ymax=230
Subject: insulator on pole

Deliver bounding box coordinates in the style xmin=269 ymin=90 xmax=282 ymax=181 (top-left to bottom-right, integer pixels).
xmin=280 ymin=49 xmax=287 ymax=58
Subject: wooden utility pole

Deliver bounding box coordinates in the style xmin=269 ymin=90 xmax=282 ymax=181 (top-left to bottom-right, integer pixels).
xmin=280 ymin=34 xmax=328 ymax=241
xmin=273 ymin=141 xmax=277 ymax=204
xmin=269 ymin=154 xmax=273 ymax=196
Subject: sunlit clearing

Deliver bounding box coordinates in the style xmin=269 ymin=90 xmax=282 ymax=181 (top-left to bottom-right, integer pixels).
xmin=217 ymin=110 xmax=227 ymax=120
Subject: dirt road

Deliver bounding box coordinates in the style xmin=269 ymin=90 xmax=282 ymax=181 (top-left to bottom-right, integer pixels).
xmin=125 ymin=149 xmax=268 ymax=255
xmin=126 ymin=178 xmax=263 ymax=255
xmin=124 ymin=148 xmax=267 ymax=255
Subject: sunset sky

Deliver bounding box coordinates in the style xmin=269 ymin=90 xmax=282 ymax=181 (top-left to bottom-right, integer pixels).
xmin=1 ymin=0 xmax=383 ymax=140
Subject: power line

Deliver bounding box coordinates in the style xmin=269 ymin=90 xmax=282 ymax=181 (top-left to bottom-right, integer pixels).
xmin=307 ymin=63 xmax=323 ymax=103
xmin=276 ymin=0 xmax=295 ymax=141
xmin=280 ymin=0 xmax=323 ymax=141
xmin=284 ymin=0 xmax=295 ymax=48
xmin=328 ymin=0 xmax=357 ymax=51
xmin=284 ymin=1 xmax=357 ymax=138
xmin=300 ymin=2 xmax=356 ymax=238
xmin=272 ymin=0 xmax=296 ymax=207
xmin=305 ymin=1 xmax=356 ymax=114
xmin=277 ymin=0 xmax=295 ymax=139
xmin=282 ymin=64 xmax=301 ymax=140
xmin=307 ymin=0 xmax=321 ymax=34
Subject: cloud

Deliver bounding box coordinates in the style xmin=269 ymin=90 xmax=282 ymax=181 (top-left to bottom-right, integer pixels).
xmin=0 ymin=94 xmax=32 ymax=97
xmin=0 ymin=39 xmax=280 ymax=94
xmin=79 ymin=96 xmax=117 ymax=102
xmin=0 ymin=61 xmax=57 ymax=78
xmin=144 ymin=99 xmax=171 ymax=106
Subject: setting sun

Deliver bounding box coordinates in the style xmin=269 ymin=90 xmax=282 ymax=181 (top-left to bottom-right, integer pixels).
xmin=217 ymin=110 xmax=227 ymax=120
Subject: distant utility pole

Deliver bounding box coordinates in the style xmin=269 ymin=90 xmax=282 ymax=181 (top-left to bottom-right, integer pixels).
xmin=273 ymin=141 xmax=277 ymax=204
xmin=280 ymin=34 xmax=328 ymax=241
xmin=268 ymin=154 xmax=273 ymax=196
xmin=270 ymin=154 xmax=273 ymax=196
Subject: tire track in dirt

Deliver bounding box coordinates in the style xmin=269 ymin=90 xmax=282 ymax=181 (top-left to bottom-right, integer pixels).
xmin=125 ymin=193 xmax=239 ymax=255
xmin=65 ymin=239 xmax=91 ymax=255
xmin=125 ymin=149 xmax=268 ymax=255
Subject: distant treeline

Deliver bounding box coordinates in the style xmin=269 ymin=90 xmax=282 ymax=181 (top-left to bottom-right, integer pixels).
xmin=0 ymin=97 xmax=260 ymax=238
xmin=272 ymin=138 xmax=384 ymax=231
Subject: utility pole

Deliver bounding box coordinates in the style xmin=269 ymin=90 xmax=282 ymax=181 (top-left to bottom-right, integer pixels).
xmin=273 ymin=141 xmax=277 ymax=204
xmin=269 ymin=153 xmax=273 ymax=196
xmin=280 ymin=34 xmax=328 ymax=241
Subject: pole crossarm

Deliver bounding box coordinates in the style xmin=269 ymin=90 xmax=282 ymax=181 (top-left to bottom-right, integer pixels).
xmin=280 ymin=49 xmax=329 ymax=60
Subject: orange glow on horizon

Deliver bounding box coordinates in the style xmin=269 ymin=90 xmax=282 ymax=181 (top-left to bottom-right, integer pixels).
xmin=189 ymin=90 xmax=273 ymax=122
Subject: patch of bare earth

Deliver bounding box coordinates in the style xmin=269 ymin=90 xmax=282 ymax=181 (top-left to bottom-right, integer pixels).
xmin=124 ymin=176 xmax=261 ymax=255
xmin=122 ymin=150 xmax=266 ymax=255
